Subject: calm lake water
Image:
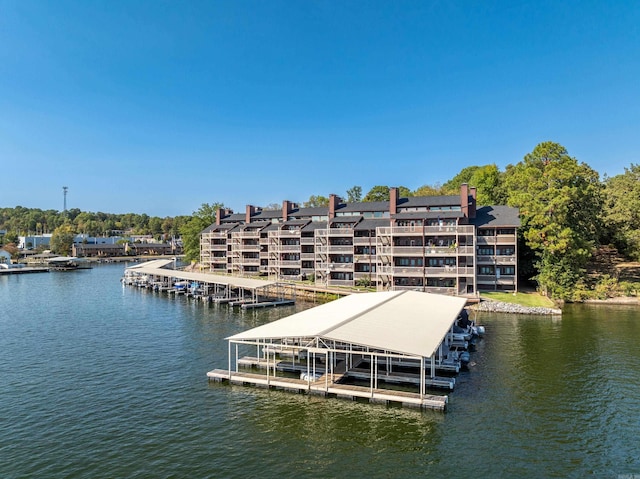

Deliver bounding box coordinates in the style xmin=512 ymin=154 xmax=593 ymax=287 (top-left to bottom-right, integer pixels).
xmin=1 ymin=264 xmax=639 ymax=478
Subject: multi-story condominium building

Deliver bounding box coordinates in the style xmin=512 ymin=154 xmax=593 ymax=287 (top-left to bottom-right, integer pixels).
xmin=200 ymin=185 xmax=520 ymax=295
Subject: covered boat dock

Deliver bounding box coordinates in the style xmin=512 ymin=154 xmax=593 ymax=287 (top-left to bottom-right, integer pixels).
xmin=123 ymin=259 xmax=290 ymax=306
xmin=208 ymin=290 xmax=468 ymax=411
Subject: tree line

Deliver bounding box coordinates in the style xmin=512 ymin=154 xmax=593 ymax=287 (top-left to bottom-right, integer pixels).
xmin=2 ymin=141 xmax=639 ymax=300
xmin=0 ymin=208 xmax=189 ymax=248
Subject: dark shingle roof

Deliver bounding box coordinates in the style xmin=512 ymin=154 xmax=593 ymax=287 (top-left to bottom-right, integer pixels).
xmin=252 ymin=210 xmax=282 ymax=220
xmin=261 ymin=223 xmax=280 ymax=232
xmin=398 ymin=195 xmax=461 ymax=208
xmin=337 ymin=201 xmax=387 ymax=213
xmin=330 ymin=217 xmax=361 ymax=225
xmin=472 ymin=206 xmax=520 ymax=227
xmin=289 ymin=206 xmax=329 ymax=217
xmin=302 ymin=221 xmax=328 ymax=232
xmin=221 ymin=213 xmax=245 ymax=223
xmin=354 ymin=218 xmax=390 ymax=231
xmin=240 ymin=222 xmax=270 ymax=231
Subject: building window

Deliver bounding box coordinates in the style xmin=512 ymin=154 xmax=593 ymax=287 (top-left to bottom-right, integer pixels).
xmin=500 ymin=266 xmax=515 ymax=275
xmin=479 ymin=265 xmax=495 ymax=275
xmin=496 ymin=247 xmax=515 ymax=255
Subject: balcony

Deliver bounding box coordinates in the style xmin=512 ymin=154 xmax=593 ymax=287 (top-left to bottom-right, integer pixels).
xmin=391 ymin=246 xmax=424 ymax=255
xmin=327 ymin=245 xmax=353 ymax=253
xmin=327 ymin=228 xmax=354 ymax=236
xmin=495 ymin=255 xmax=517 ymax=264
xmin=477 ymin=255 xmax=496 ymax=264
xmin=279 ymin=274 xmax=301 ymax=281
xmin=377 ymin=225 xmax=474 ymax=236
xmin=497 ymin=234 xmax=517 ymax=244
xmin=336 ymin=263 xmax=355 ymax=271
xmin=425 ymin=247 xmax=458 ymax=256
xmin=239 ymin=244 xmax=260 ymax=252
xmin=327 ymin=279 xmax=354 ymax=287
xmin=277 ymin=260 xmax=301 ymax=267
xmin=354 ymin=271 xmax=374 ymax=280
xmin=353 ymin=237 xmax=374 ymax=245
xmin=301 ymin=237 xmax=315 ymax=245
xmin=240 ymin=258 xmax=260 ymax=265
xmin=234 ymin=231 xmax=260 ymax=239
xmin=301 ymin=252 xmax=315 ymax=260
xmin=279 ymin=244 xmax=301 ymax=252
xmin=391 ymin=266 xmax=424 ymax=276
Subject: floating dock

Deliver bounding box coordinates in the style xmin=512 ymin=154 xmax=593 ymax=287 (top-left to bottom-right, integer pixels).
xmin=207 ymin=369 xmax=448 ymax=411
xmin=0 ymin=267 xmax=49 ymax=275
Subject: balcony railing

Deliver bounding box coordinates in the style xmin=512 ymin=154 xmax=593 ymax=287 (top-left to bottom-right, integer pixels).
xmin=327 ymin=279 xmax=354 ymax=287
xmin=327 ymin=228 xmax=354 ymax=236
xmin=328 ymin=245 xmax=353 ymax=253
xmin=278 ymin=244 xmax=301 ymax=252
xmin=239 ymin=244 xmax=260 ymax=252
xmin=390 ymin=246 xmax=425 ymax=255
xmin=377 ymin=225 xmax=474 ymax=235
xmin=353 ymin=237 xmax=374 ymax=245
xmin=233 ymin=232 xmax=260 ymax=239
xmin=275 ymin=260 xmax=301 ymax=267
xmin=240 ymin=258 xmax=260 ymax=265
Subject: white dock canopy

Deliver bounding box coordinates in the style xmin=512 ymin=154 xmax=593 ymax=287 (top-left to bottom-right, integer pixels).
xmin=126 ymin=260 xmax=276 ymax=290
xmin=228 ymin=290 xmax=466 ymax=358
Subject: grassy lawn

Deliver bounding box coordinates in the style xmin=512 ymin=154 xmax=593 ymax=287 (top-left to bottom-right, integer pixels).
xmin=480 ymin=291 xmax=557 ymax=308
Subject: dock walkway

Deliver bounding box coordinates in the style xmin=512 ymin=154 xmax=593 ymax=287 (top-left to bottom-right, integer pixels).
xmin=208 ymin=368 xmax=448 ymax=411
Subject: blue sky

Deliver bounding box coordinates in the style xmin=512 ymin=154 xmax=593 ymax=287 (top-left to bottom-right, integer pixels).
xmin=1 ymin=1 xmax=638 ymax=217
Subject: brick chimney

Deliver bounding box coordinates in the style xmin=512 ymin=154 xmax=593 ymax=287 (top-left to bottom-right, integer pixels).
xmin=389 ymin=187 xmax=399 ymax=215
xmin=469 ymin=187 xmax=477 ymax=219
xmin=460 ymin=184 xmax=469 ymax=218
xmin=216 ymin=207 xmax=232 ymax=226
xmin=329 ymin=194 xmax=341 ymax=220
xmin=282 ymin=200 xmax=294 ymax=222
xmin=245 ymin=205 xmax=256 ymax=224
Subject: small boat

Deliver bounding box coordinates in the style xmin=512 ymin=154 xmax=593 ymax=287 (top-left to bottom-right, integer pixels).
xmin=300 ymin=372 xmax=322 ymax=381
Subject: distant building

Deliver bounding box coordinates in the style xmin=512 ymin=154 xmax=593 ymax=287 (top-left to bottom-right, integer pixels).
xmin=0 ymin=249 xmax=12 ymax=264
xmin=200 ymin=185 xmax=520 ymax=294
xmin=18 ymin=234 xmax=53 ymax=250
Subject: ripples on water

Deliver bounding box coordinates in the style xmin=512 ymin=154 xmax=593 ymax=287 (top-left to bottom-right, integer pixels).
xmin=1 ymin=266 xmax=639 ymax=478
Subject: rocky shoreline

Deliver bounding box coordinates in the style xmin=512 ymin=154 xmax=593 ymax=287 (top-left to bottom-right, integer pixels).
xmin=469 ymin=299 xmax=562 ymax=315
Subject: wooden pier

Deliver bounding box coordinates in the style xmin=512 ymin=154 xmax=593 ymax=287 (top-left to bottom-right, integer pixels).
xmin=0 ymin=267 xmax=49 ymax=275
xmin=207 ymin=369 xmax=448 ymax=411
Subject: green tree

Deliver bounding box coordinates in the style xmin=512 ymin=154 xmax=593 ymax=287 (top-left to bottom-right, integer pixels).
xmin=601 ymin=164 xmax=640 ymax=260
xmin=180 ymin=203 xmax=224 ymax=263
xmin=363 ymin=185 xmax=390 ymax=202
xmin=441 ymin=166 xmax=480 ymax=194
xmin=50 ymin=224 xmax=76 ymax=256
xmin=503 ymin=142 xmax=602 ymax=299
xmin=346 ymin=185 xmax=362 ymax=203
xmin=468 ymin=164 xmax=504 ymax=205
xmin=413 ymin=184 xmax=443 ymax=196
xmin=303 ymin=195 xmax=329 ymax=207
xmin=398 ymin=186 xmax=413 ymax=198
